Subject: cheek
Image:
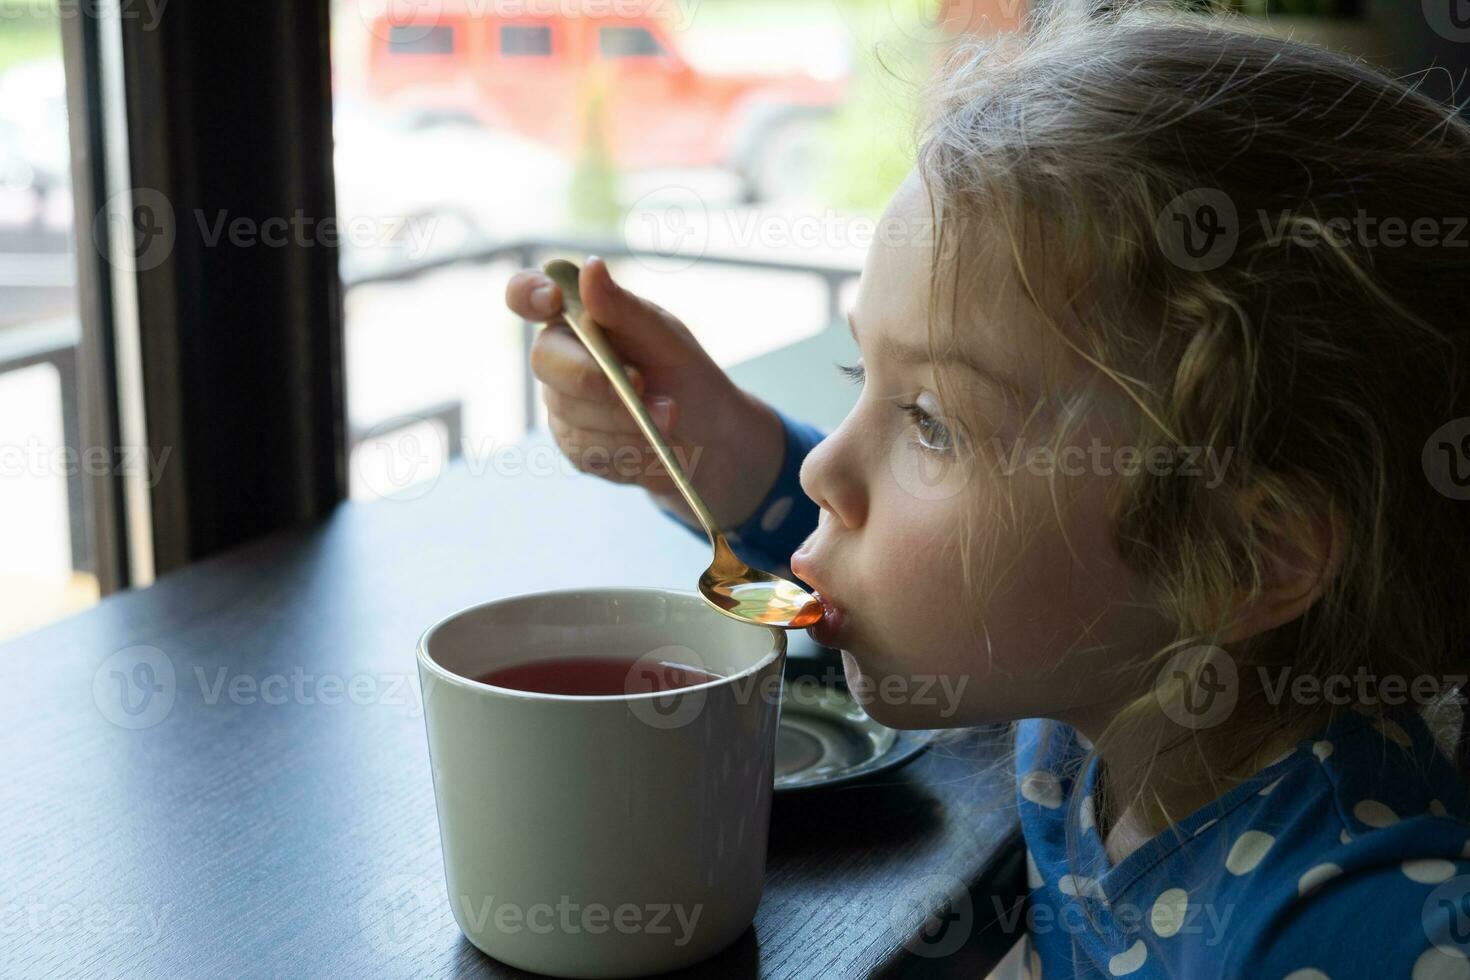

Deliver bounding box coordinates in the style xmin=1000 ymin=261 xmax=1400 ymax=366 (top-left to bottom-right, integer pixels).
xmin=856 ymin=469 xmax=1161 ymax=726
xmin=960 ymin=474 xmax=1163 ymax=710
xmin=850 ymin=492 xmax=982 ymax=684
xmin=873 ymin=491 xmax=970 ymax=621
xmin=896 ymin=562 xmax=973 ymax=660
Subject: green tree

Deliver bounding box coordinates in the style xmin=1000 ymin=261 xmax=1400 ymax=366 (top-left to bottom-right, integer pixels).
xmin=568 ymin=80 xmax=622 ymax=234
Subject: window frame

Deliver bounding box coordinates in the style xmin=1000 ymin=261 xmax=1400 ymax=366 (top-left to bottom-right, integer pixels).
xmin=109 ymin=0 xmax=346 ymax=576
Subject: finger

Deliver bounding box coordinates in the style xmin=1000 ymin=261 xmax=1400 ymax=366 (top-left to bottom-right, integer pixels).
xmin=547 ymin=416 xmax=652 ymax=485
xmin=545 ymin=386 xmax=675 ymax=437
xmin=578 ymin=257 xmax=692 ymax=366
xmin=529 ymin=323 xmax=645 ymax=400
xmin=505 ymin=270 xmax=562 ymax=321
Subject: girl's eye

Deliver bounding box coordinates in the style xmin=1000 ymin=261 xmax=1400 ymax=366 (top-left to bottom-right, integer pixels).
xmin=835 ymin=362 xmax=955 ymax=453
xmin=898 ymin=401 xmax=954 ymax=453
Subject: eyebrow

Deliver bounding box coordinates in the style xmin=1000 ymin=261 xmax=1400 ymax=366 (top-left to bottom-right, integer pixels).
xmin=847 ymin=311 xmax=1023 ymax=396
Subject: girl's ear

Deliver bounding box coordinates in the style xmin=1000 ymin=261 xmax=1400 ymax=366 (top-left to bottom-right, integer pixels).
xmin=1218 ymin=484 xmax=1347 ymax=645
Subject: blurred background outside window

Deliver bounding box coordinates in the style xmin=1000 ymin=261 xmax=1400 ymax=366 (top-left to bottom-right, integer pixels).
xmin=333 ymin=0 xmax=1025 ymax=502
xmin=0 ymin=1 xmax=95 ymax=639
xmin=0 ymin=0 xmax=1386 ymax=640
xmin=331 ymin=0 xmax=1381 ymax=503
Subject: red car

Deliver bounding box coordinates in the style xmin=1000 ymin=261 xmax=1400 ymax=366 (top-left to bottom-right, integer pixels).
xmin=362 ymin=2 xmax=850 ymax=201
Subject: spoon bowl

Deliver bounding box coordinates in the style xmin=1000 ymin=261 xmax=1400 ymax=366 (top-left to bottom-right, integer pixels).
xmin=700 ymin=536 xmax=823 ymax=628
xmin=541 ymin=258 xmax=823 ymax=630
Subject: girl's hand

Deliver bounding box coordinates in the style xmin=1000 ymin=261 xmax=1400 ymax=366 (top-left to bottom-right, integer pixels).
xmin=504 ymin=257 xmax=786 ymax=531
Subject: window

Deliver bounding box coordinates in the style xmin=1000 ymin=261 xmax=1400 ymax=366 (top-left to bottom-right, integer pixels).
xmin=0 ymin=8 xmax=96 ymax=638
xmin=501 ymin=25 xmax=551 ymax=57
xmin=389 ymin=25 xmax=455 ymax=55
xmin=329 ymin=0 xmax=987 ymax=501
xmin=598 ymin=26 xmax=664 ymax=59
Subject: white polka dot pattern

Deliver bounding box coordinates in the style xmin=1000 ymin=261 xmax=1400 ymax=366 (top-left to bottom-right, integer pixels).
xmin=1108 ymin=939 xmax=1148 ymax=976
xmin=1226 ymin=831 xmax=1275 ymax=875
xmin=759 ymin=496 xmax=793 ymax=532
xmin=1413 ymin=946 xmax=1470 ymax=980
xmin=1150 ymin=887 xmax=1189 ymax=937
xmin=1401 ymin=858 xmax=1456 ymax=884
xmin=1297 ymin=863 xmax=1341 ymax=896
xmin=1353 ymin=799 xmax=1399 ymax=828
xmin=1022 ymin=770 xmax=1063 ymax=809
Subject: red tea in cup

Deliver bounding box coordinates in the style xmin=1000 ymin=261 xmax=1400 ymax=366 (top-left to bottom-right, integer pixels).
xmin=474 ymin=656 xmax=723 ymax=696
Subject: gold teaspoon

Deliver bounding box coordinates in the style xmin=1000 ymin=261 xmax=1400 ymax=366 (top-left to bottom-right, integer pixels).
xmin=541 ymin=259 xmax=823 ymax=630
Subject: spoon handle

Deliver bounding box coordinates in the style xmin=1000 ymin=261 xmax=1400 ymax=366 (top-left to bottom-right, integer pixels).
xmin=541 ymin=259 xmax=722 ymax=543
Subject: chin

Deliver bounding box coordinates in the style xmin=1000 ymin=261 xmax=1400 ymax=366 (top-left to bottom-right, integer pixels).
xmin=837 ymin=649 xmax=965 ymax=731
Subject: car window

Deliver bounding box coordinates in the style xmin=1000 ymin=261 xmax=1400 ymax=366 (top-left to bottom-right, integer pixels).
xmin=388 ymin=25 xmax=455 ymax=55
xmin=501 ymin=25 xmax=552 ymax=57
xmin=598 ymin=26 xmax=664 ymax=59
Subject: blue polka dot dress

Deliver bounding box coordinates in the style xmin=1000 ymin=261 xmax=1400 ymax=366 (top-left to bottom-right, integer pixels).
xmin=1015 ymin=706 xmax=1470 ymax=978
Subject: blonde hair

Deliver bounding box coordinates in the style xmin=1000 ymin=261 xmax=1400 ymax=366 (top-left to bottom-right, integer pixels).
xmin=910 ymin=0 xmax=1470 ymax=879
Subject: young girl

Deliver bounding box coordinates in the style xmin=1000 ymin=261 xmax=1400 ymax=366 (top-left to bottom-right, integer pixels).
xmin=507 ymin=1 xmax=1470 ymax=975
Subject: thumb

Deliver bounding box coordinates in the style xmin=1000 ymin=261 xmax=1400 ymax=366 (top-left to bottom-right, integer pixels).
xmin=579 ymin=256 xmax=688 ymax=366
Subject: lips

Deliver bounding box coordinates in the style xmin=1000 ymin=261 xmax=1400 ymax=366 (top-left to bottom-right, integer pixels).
xmin=806 ymin=594 xmax=847 ymax=647
xmin=790 ymin=549 xmax=847 ymax=647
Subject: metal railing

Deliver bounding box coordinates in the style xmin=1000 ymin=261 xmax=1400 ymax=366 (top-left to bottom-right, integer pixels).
xmin=0 ymin=316 xmax=86 ymax=571
xmin=0 ymin=238 xmax=862 ymax=570
xmin=343 ymin=236 xmax=862 ymax=438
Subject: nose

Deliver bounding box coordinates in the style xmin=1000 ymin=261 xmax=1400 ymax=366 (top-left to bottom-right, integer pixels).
xmin=799 ymin=418 xmax=868 ymax=530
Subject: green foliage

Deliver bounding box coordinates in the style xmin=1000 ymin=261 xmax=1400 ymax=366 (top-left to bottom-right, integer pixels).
xmin=821 ymin=0 xmax=951 ymax=214
xmin=820 ymin=43 xmax=925 ymax=214
xmin=0 ymin=3 xmax=62 ymax=74
xmin=567 ymin=84 xmax=622 ymax=234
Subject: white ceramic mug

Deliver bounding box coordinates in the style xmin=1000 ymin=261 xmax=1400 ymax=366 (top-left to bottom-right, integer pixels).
xmin=416 ymin=587 xmax=787 ymax=978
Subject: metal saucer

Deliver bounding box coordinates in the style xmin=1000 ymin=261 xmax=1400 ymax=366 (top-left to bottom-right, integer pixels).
xmin=774 ymin=642 xmax=940 ymax=793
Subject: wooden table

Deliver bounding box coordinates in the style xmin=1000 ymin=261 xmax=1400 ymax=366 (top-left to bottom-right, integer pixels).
xmin=0 ymin=331 xmax=1023 ymax=978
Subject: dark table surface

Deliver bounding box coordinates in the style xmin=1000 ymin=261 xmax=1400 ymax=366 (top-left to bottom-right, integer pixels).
xmin=1 ymin=333 xmax=1023 ymax=979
